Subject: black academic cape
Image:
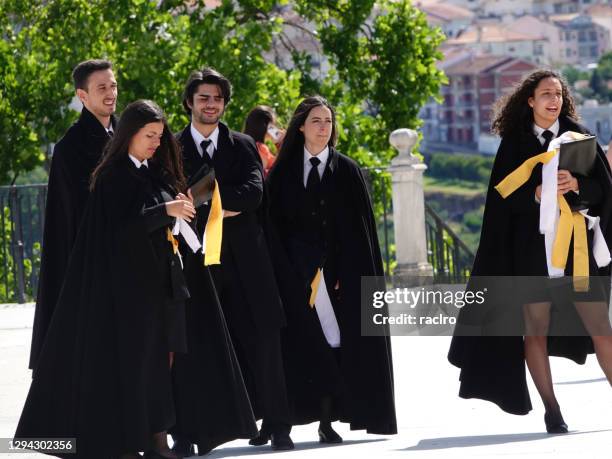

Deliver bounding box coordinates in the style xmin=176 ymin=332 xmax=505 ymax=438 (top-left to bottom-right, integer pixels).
xmin=448 ymin=116 xmax=612 ymax=415
xmin=15 ymin=157 xmax=183 ymax=458
xmin=170 ymin=123 xmax=269 ymax=446
xmin=176 ymin=122 xmax=285 ymax=332
xmin=266 ymin=147 xmax=397 ymax=435
xmin=29 ymin=107 xmax=116 ymax=371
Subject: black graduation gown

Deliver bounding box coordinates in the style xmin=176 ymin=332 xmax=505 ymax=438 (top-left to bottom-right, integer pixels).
xmin=176 ymin=123 xmax=286 ymax=333
xmin=29 ymin=107 xmax=116 ymax=371
xmin=448 ymin=116 xmax=612 ymax=415
xmin=266 ymin=148 xmax=397 ymax=435
xmin=169 ymin=123 xmax=263 ymax=447
xmin=15 ymin=157 xmax=186 ymax=458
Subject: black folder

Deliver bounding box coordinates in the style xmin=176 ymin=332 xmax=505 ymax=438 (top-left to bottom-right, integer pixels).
xmin=187 ymin=163 xmax=215 ymax=207
xmin=558 ymin=135 xmax=597 ymax=177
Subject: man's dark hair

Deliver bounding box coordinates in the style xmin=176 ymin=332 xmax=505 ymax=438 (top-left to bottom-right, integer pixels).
xmin=72 ymin=59 xmax=113 ymax=91
xmin=182 ymin=67 xmax=232 ymax=114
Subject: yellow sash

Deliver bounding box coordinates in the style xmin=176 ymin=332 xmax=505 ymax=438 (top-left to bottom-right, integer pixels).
xmin=309 ymin=268 xmax=323 ymax=308
xmin=203 ymin=179 xmax=223 ymax=266
xmin=166 ymin=228 xmax=179 ymax=255
xmin=495 ymin=150 xmax=589 ymax=291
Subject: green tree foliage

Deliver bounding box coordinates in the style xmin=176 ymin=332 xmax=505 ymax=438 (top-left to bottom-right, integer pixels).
xmin=427 ymin=153 xmax=494 ymax=185
xmin=0 ymin=0 xmax=445 ymax=185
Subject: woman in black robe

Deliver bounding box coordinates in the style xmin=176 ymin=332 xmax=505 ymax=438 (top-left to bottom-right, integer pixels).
xmin=448 ymin=70 xmax=612 ymax=433
xmin=266 ymin=96 xmax=397 ymax=442
xmin=15 ymin=100 xmax=197 ymax=459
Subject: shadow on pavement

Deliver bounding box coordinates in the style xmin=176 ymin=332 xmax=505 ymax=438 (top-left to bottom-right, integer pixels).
xmin=555 ymin=377 xmax=607 ymax=385
xmin=400 ymin=429 xmax=612 ymax=450
xmin=201 ymin=438 xmax=387 ymax=458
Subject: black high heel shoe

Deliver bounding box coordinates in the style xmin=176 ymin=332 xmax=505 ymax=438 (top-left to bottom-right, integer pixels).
xmin=318 ymin=423 xmax=343 ymax=444
xmin=171 ymin=439 xmax=194 ymax=457
xmin=544 ymin=410 xmax=568 ymax=434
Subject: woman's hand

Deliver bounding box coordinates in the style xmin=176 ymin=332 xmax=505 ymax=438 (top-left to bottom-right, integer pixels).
xmin=536 ymin=185 xmax=542 ymax=201
xmin=177 ymin=191 xmax=194 ymax=205
xmin=557 ymin=169 xmax=579 ymax=194
xmin=165 ymin=199 xmax=196 ymax=221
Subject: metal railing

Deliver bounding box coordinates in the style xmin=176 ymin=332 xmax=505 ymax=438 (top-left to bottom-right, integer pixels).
xmin=425 ymin=202 xmax=474 ymax=284
xmin=0 ymin=184 xmax=46 ymax=303
xmin=1 ymin=175 xmax=475 ymax=302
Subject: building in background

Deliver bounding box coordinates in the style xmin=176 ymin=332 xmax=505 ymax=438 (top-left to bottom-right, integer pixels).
xmin=421 ymin=53 xmax=537 ymax=154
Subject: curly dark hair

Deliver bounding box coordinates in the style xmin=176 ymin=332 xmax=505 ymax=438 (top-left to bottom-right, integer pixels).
xmin=491 ymin=69 xmax=578 ymax=137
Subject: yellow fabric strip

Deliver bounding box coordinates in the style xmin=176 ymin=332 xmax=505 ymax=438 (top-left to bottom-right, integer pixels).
xmin=552 ymin=195 xmax=573 ymax=270
xmin=573 ymin=210 xmax=589 ymax=292
xmin=309 ymin=268 xmax=323 ymax=308
xmin=497 ymin=155 xmax=591 ymax=292
xmin=494 ymin=150 xmax=557 ymax=198
xmin=204 ymin=179 xmax=223 ymax=266
xmin=166 ymin=228 xmax=179 ymax=255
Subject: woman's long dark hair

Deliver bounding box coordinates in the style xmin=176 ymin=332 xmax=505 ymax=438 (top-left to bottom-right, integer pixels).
xmin=491 ymin=69 xmax=578 ymax=138
xmin=244 ymin=105 xmax=275 ymax=143
xmin=274 ymin=96 xmax=338 ymax=169
xmin=90 ymin=99 xmax=185 ymax=191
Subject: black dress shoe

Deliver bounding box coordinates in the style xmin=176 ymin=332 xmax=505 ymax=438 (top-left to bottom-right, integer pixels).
xmin=248 ymin=429 xmax=271 ymax=446
xmin=544 ymin=410 xmax=568 ymax=434
xmin=196 ymin=442 xmax=213 ymax=456
xmin=171 ymin=439 xmax=195 ymax=457
xmin=318 ymin=424 xmax=343 ymax=444
xmin=271 ymin=432 xmax=294 ymax=450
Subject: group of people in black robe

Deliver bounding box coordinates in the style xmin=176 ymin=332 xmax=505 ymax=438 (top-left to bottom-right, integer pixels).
xmin=14 ymin=59 xmax=612 ymax=458
xmin=15 ymin=60 xmax=397 ymax=459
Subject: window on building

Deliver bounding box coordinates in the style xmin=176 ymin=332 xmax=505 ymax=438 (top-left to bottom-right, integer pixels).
xmin=578 ymin=31 xmax=586 ymax=42
xmin=590 ymin=31 xmax=597 ymax=41
xmin=591 ymin=46 xmax=598 ymax=57
xmin=566 ymin=48 xmax=572 ymax=57
xmin=535 ymin=43 xmax=544 ymax=55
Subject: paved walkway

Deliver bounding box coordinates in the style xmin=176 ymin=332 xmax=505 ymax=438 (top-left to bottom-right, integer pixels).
xmin=1 ymin=304 xmax=611 ymax=458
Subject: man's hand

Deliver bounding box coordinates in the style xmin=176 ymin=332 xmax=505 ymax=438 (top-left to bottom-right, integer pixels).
xmin=223 ymin=210 xmax=242 ymax=218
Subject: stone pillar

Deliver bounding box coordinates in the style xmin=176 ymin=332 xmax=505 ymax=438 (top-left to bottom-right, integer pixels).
xmin=388 ymin=129 xmax=433 ymax=283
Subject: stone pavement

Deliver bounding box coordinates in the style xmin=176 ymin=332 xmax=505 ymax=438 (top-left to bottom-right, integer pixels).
xmin=1 ymin=303 xmax=611 ymax=458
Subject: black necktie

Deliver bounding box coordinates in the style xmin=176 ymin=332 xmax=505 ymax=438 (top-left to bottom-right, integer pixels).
xmin=542 ymin=130 xmax=554 ymax=152
xmin=107 ymin=130 xmax=113 ymax=137
xmin=200 ymin=139 xmax=213 ymax=166
xmin=306 ymin=157 xmax=321 ymax=192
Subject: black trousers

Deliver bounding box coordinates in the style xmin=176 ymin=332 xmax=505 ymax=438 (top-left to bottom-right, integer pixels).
xmin=210 ymin=254 xmax=291 ymax=433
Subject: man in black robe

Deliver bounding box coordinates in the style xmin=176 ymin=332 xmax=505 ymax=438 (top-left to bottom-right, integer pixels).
xmin=172 ymin=67 xmax=293 ymax=451
xmin=29 ymin=59 xmax=117 ymax=371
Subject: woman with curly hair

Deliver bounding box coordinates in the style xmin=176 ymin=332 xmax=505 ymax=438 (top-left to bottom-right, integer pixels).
xmin=448 ymin=70 xmax=612 ymax=433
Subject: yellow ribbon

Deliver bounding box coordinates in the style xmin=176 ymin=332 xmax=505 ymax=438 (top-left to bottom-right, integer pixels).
xmin=495 ymin=150 xmax=589 ymax=291
xmin=203 ymin=179 xmax=223 ymax=266
xmin=166 ymin=228 xmax=179 ymax=255
xmin=494 ymin=150 xmax=557 ymax=198
xmin=308 ymin=268 xmax=323 ymax=308
xmin=554 ymin=195 xmax=589 ymax=291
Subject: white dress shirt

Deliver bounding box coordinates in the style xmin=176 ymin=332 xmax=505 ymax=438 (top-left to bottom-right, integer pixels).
xmin=128 ymin=154 xmax=148 ymax=169
xmin=533 ymin=119 xmax=560 ymax=147
xmin=303 ymin=146 xmax=329 ymax=188
xmin=191 ymin=123 xmax=219 ymax=159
